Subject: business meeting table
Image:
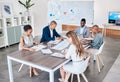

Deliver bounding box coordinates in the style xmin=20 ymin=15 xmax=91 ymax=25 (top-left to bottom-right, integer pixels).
xmin=7 ymin=43 xmax=70 ymax=82
xmin=7 ymin=36 xmax=92 ymax=82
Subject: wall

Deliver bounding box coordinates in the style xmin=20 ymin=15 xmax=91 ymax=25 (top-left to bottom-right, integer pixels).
xmin=60 ymin=0 xmax=120 ymax=27
xmin=0 ymin=0 xmax=48 ymax=36
xmin=0 ymin=0 xmax=120 ymax=36
xmin=94 ymin=0 xmax=120 ymax=27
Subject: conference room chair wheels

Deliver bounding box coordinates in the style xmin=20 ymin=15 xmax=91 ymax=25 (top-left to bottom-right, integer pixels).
xmin=96 ymin=54 xmax=104 ymax=72
xmin=18 ymin=64 xmax=24 ymax=72
xmin=65 ymin=73 xmax=88 ymax=82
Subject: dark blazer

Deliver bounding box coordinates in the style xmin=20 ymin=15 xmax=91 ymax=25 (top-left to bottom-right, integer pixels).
xmin=40 ymin=25 xmax=61 ymax=43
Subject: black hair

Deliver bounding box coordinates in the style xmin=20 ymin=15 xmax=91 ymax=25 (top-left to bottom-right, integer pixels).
xmin=50 ymin=20 xmax=57 ymax=25
xmin=81 ymin=18 xmax=86 ymax=23
xmin=23 ymin=25 xmax=32 ymax=32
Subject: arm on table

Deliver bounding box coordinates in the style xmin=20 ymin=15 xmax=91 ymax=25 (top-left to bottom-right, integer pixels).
xmin=19 ymin=36 xmax=35 ymax=51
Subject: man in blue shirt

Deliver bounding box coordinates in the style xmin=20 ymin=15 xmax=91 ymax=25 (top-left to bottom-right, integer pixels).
xmin=87 ymin=25 xmax=103 ymax=60
xmin=89 ymin=25 xmax=103 ymax=49
xmin=40 ymin=21 xmax=62 ymax=43
xmin=74 ymin=18 xmax=90 ymax=38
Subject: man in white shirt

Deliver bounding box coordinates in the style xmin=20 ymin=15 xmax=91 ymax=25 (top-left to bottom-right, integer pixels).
xmin=80 ymin=26 xmax=84 ymax=34
xmin=40 ymin=21 xmax=62 ymax=43
xmin=49 ymin=27 xmax=53 ymax=37
xmin=75 ymin=18 xmax=90 ymax=38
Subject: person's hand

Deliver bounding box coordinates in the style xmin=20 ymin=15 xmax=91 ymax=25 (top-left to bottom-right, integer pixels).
xmin=56 ymin=37 xmax=64 ymax=40
xmin=81 ymin=39 xmax=88 ymax=45
xmin=61 ymin=49 xmax=68 ymax=55
xmin=55 ymin=37 xmax=60 ymax=40
xmin=62 ymin=52 xmax=66 ymax=55
xmin=83 ymin=40 xmax=91 ymax=44
xmin=78 ymin=35 xmax=83 ymax=40
xmin=28 ymin=48 xmax=35 ymax=51
xmin=60 ymin=37 xmax=64 ymax=40
xmin=63 ymin=52 xmax=66 ymax=55
xmin=34 ymin=41 xmax=40 ymax=45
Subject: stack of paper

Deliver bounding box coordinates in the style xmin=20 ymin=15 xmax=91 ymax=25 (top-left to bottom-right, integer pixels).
xmin=82 ymin=44 xmax=88 ymax=48
xmin=48 ymin=40 xmax=61 ymax=44
xmin=84 ymin=38 xmax=93 ymax=40
xmin=32 ymin=45 xmax=46 ymax=51
xmin=52 ymin=40 xmax=70 ymax=50
xmin=41 ymin=49 xmax=52 ymax=54
xmin=84 ymin=45 xmax=90 ymax=50
xmin=51 ymin=53 xmax=64 ymax=58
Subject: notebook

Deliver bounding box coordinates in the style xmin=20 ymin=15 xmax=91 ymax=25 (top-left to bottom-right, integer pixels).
xmin=52 ymin=40 xmax=70 ymax=50
xmin=32 ymin=45 xmax=46 ymax=51
xmin=51 ymin=53 xmax=65 ymax=58
xmin=41 ymin=49 xmax=52 ymax=54
xmin=84 ymin=38 xmax=93 ymax=40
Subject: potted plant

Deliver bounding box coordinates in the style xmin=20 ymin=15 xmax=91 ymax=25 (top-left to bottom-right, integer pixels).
xmin=18 ymin=0 xmax=35 ymax=16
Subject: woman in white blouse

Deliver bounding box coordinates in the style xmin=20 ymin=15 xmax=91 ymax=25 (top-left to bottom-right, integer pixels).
xmin=19 ymin=25 xmax=39 ymax=77
xmin=59 ymin=31 xmax=85 ymax=82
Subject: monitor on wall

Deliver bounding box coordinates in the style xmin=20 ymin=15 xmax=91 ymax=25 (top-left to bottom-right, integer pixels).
xmin=108 ymin=12 xmax=120 ymax=24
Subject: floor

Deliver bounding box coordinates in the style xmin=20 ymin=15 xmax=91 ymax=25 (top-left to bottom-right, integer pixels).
xmin=0 ymin=37 xmax=120 ymax=82
xmin=103 ymin=53 xmax=120 ymax=82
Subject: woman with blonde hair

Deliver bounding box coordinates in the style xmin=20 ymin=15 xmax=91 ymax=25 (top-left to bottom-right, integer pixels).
xmin=59 ymin=31 xmax=85 ymax=81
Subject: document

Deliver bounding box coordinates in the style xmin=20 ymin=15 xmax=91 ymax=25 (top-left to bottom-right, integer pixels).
xmin=84 ymin=45 xmax=90 ymax=50
xmin=52 ymin=40 xmax=70 ymax=50
xmin=84 ymin=38 xmax=93 ymax=40
xmin=82 ymin=44 xmax=89 ymax=48
xmin=41 ymin=49 xmax=52 ymax=54
xmin=62 ymin=35 xmax=67 ymax=39
xmin=32 ymin=44 xmax=46 ymax=51
xmin=48 ymin=40 xmax=61 ymax=44
xmin=51 ymin=53 xmax=65 ymax=58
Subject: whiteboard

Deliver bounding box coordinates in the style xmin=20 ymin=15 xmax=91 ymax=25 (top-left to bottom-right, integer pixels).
xmin=48 ymin=1 xmax=94 ymax=25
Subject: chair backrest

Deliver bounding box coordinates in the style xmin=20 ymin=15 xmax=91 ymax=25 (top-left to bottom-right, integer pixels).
xmin=97 ymin=42 xmax=105 ymax=54
xmin=77 ymin=56 xmax=90 ymax=74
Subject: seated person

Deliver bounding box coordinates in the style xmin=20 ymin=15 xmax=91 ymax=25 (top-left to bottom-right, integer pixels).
xmin=74 ymin=18 xmax=90 ymax=38
xmin=88 ymin=25 xmax=103 ymax=49
xmin=59 ymin=31 xmax=85 ymax=82
xmin=40 ymin=20 xmax=62 ymax=43
xmin=86 ymin=25 xmax=103 ymax=60
xmin=19 ymin=25 xmax=39 ymax=77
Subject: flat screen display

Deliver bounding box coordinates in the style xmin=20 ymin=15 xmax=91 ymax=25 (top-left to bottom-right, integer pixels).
xmin=108 ymin=12 xmax=120 ymax=23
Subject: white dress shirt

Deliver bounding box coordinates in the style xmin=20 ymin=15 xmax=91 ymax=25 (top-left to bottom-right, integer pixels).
xmin=63 ymin=44 xmax=84 ymax=74
xmin=49 ymin=27 xmax=53 ymax=37
xmin=65 ymin=44 xmax=83 ymax=61
xmin=80 ymin=26 xmax=85 ymax=35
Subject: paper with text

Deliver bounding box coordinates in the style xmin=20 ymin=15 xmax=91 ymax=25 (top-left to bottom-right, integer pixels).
xmin=32 ymin=45 xmax=46 ymax=51
xmin=51 ymin=53 xmax=64 ymax=58
xmin=52 ymin=40 xmax=70 ymax=50
xmin=41 ymin=49 xmax=52 ymax=54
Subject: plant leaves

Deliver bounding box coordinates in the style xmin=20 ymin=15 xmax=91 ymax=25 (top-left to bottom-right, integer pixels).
xmin=28 ymin=0 xmax=31 ymax=3
xmin=18 ymin=0 xmax=27 ymax=9
xmin=29 ymin=3 xmax=35 ymax=8
xmin=18 ymin=0 xmax=35 ymax=10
